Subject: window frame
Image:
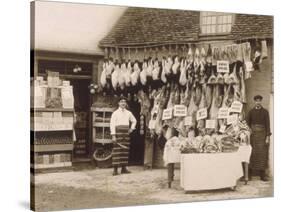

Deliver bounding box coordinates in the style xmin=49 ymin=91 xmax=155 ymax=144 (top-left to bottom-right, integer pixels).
xmin=199 ymin=12 xmax=235 ymax=36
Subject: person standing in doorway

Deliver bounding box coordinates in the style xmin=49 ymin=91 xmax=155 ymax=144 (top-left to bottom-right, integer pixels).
xmin=110 ymin=96 xmax=137 ymax=176
xmin=247 ymin=95 xmax=271 ymax=181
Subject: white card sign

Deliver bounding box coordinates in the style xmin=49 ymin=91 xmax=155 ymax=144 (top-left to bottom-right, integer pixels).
xmin=174 ymin=105 xmax=187 ymax=117
xmin=196 ymin=108 xmax=208 ymax=120
xmin=162 ymin=108 xmax=173 ymax=120
xmin=217 ymin=60 xmax=230 ymax=73
xmin=229 ymin=101 xmax=243 ymax=113
xmin=148 ymin=120 xmax=156 ymax=129
xmin=218 ymin=107 xmax=229 ymax=119
xmin=219 ymin=125 xmax=226 ymax=133
xmin=184 ymin=116 xmax=193 ymax=126
xmin=227 ymin=114 xmax=238 ymax=125
xmin=206 ymin=119 xmax=216 ymax=129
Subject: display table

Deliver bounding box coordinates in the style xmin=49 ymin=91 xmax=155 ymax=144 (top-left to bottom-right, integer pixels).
xmin=180 ymin=146 xmax=252 ymax=191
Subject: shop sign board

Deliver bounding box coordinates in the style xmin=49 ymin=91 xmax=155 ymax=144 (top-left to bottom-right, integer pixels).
xmin=184 ymin=116 xmax=193 ymax=126
xmin=229 ymin=101 xmax=243 ymax=113
xmin=174 ymin=105 xmax=187 ymax=117
xmin=218 ymin=107 xmax=229 ymax=119
xmin=162 ymin=108 xmax=173 ymax=120
xmin=206 ymin=119 xmax=216 ymax=129
xmin=196 ymin=108 xmax=208 ymax=120
xmin=217 ymin=60 xmax=230 ymax=73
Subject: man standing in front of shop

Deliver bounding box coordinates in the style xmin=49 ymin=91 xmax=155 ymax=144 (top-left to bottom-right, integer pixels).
xmin=247 ymin=95 xmax=271 ymax=181
xmin=110 ymin=96 xmax=137 ymax=176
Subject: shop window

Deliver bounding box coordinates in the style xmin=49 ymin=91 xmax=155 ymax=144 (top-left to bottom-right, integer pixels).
xmin=201 ymin=12 xmax=234 ymax=35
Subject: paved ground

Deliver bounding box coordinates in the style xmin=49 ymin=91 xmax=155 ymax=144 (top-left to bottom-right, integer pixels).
xmin=33 ymin=166 xmax=273 ymax=211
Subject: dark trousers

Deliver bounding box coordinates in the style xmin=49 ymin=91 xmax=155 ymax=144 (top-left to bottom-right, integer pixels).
xmin=167 ymin=163 xmax=175 ymax=184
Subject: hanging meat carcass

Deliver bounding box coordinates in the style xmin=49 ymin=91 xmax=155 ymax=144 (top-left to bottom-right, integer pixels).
xmin=194 ymin=48 xmax=200 ymax=72
xmin=209 ymin=84 xmax=220 ymax=132
xmin=239 ymin=65 xmax=247 ymax=103
xmin=205 ymin=84 xmax=213 ymax=109
xmin=197 ymin=84 xmax=207 ymax=135
xmin=137 ymin=89 xmax=151 ymax=126
xmin=186 ymin=87 xmax=199 ymax=130
xmin=199 ymin=47 xmax=207 ymax=84
xmin=218 ymin=84 xmax=231 ymax=129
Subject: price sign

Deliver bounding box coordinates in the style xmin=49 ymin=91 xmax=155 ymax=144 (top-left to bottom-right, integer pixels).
xmin=218 ymin=107 xmax=229 ymax=119
xmin=174 ymin=105 xmax=187 ymax=117
xmin=196 ymin=108 xmax=208 ymax=120
xmin=219 ymin=125 xmax=226 ymax=133
xmin=206 ymin=119 xmax=216 ymax=129
xmin=229 ymin=101 xmax=243 ymax=113
xmin=184 ymin=116 xmax=193 ymax=126
xmin=148 ymin=120 xmax=156 ymax=129
xmin=162 ymin=108 xmax=173 ymax=120
xmin=227 ymin=114 xmax=238 ymax=125
xmin=217 ymin=60 xmax=230 ymax=73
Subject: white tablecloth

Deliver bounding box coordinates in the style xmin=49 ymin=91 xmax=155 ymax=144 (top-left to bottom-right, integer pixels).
xmin=180 ymin=146 xmax=252 ymax=191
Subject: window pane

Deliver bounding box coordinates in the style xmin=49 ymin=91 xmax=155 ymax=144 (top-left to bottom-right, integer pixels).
xmin=227 ymin=24 xmax=232 ymax=32
xmin=202 ymin=11 xmax=208 ymax=16
xmin=212 ymin=16 xmax=216 ymax=24
xmin=207 ymin=25 xmax=211 ymax=33
xmin=223 ymin=16 xmax=228 ymax=24
xmin=201 ymin=26 xmax=206 ymax=33
xmin=222 ymin=24 xmax=227 ymax=32
xmin=207 ymin=17 xmax=212 ymax=24
xmin=211 ymin=25 xmax=216 ymax=33
xmin=218 ymin=16 xmax=223 ymax=24
xmin=218 ymin=25 xmax=223 ymax=33
xmin=227 ymin=15 xmax=232 ymax=23
xmin=202 ymin=17 xmax=207 ymax=24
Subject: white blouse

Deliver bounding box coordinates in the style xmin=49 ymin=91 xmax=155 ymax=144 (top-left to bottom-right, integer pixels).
xmin=110 ymin=107 xmax=137 ymax=135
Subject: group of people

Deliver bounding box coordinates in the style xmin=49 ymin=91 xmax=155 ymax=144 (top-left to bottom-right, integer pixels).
xmin=109 ymin=94 xmax=271 ymax=183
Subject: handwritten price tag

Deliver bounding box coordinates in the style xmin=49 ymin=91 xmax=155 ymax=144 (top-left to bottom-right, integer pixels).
xmin=227 ymin=114 xmax=238 ymax=125
xmin=162 ymin=108 xmax=173 ymax=120
xmin=196 ymin=108 xmax=208 ymax=120
xmin=218 ymin=107 xmax=229 ymax=119
xmin=184 ymin=116 xmax=193 ymax=126
xmin=229 ymin=101 xmax=243 ymax=113
xmin=217 ymin=60 xmax=230 ymax=73
xmin=174 ymin=105 xmax=187 ymax=117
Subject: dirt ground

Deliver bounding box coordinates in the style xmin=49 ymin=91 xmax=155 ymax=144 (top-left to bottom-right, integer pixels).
xmin=33 ymin=166 xmax=273 ymax=211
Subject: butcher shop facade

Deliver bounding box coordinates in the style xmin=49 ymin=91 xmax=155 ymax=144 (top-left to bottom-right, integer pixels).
xmin=96 ymin=8 xmax=273 ymax=172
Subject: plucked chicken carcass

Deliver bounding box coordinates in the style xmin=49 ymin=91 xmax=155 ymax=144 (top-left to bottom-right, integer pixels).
xmin=152 ymin=59 xmax=160 ymax=81
xmin=130 ymin=61 xmax=140 ymax=86
xmin=124 ymin=61 xmax=132 ymax=87
xmin=100 ymin=62 xmax=107 ymax=88
xmin=146 ymin=58 xmax=153 ymax=77
xmin=161 ymin=57 xmax=168 ymax=84
xmin=187 ymin=47 xmax=194 ymax=64
xmin=119 ymin=62 xmax=127 ymax=90
xmin=179 ymin=58 xmax=188 ymax=86
xmin=140 ymin=60 xmax=148 ymax=86
xmin=111 ymin=63 xmax=120 ymax=90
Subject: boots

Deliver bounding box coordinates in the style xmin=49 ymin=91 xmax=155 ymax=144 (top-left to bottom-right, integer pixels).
xmin=112 ymin=166 xmax=118 ymax=176
xmin=121 ymin=166 xmax=131 ymax=174
xmin=260 ymin=170 xmax=269 ymax=181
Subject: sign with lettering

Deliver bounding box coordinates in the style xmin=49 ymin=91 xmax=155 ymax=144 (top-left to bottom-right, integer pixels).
xmin=227 ymin=114 xmax=238 ymax=125
xmin=206 ymin=119 xmax=216 ymax=129
xmin=184 ymin=116 xmax=193 ymax=126
xmin=162 ymin=108 xmax=173 ymax=120
xmin=196 ymin=108 xmax=208 ymax=120
xmin=174 ymin=105 xmax=187 ymax=117
xmin=229 ymin=101 xmax=243 ymax=113
xmin=217 ymin=60 xmax=230 ymax=73
xmin=218 ymin=107 xmax=229 ymax=119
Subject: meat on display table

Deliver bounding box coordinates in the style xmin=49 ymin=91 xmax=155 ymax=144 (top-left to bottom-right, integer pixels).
xmin=180 ymin=146 xmax=252 ymax=191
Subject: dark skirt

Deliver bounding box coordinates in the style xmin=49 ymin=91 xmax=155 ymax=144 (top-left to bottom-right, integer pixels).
xmin=112 ymin=125 xmax=130 ymax=166
xmin=250 ymin=125 xmax=269 ymax=170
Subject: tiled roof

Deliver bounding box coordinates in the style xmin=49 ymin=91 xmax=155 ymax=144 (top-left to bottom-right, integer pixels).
xmin=99 ymin=8 xmax=273 ymax=47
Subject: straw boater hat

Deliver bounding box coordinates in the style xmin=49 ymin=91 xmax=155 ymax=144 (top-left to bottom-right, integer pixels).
xmin=254 ymin=95 xmax=263 ymax=101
